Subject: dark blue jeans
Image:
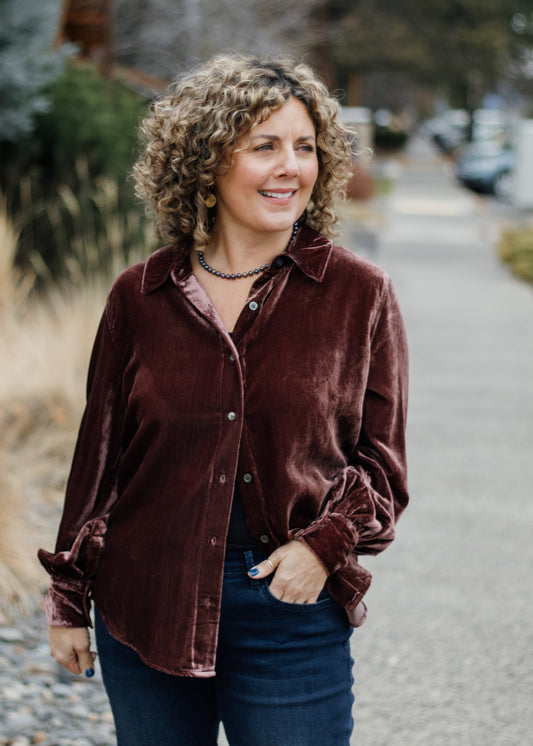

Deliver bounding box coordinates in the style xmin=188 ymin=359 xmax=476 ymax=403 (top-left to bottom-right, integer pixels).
xmin=95 ymin=549 xmax=354 ymax=745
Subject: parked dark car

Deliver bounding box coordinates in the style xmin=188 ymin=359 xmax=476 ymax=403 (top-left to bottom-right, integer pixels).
xmin=456 ymin=143 xmax=514 ymax=200
xmin=425 ymin=108 xmax=509 ymax=156
xmin=424 ymin=110 xmax=469 ymax=154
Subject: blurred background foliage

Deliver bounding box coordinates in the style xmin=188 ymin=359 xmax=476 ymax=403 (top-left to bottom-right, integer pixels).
xmin=324 ymin=0 xmax=533 ymax=111
xmin=0 ymin=0 xmax=67 ymax=143
xmin=1 ymin=62 xmax=150 ymax=282
xmin=1 ymin=0 xmax=533 ymax=287
xmin=498 ymin=226 xmax=533 ymax=283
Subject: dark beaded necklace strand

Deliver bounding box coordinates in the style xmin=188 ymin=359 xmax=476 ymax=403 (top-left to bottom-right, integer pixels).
xmin=197 ymin=222 xmax=298 ymax=280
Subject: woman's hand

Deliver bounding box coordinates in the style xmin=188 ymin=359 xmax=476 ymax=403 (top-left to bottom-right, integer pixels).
xmin=48 ymin=626 xmax=97 ymax=676
xmin=248 ymin=539 xmax=328 ymax=603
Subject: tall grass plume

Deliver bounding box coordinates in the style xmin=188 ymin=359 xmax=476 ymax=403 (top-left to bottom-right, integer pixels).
xmin=0 ymin=190 xmax=147 ymax=618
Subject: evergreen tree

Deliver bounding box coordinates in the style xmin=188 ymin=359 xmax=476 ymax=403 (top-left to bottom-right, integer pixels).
xmin=0 ymin=0 xmax=69 ymax=142
xmin=316 ymin=0 xmax=533 ymax=108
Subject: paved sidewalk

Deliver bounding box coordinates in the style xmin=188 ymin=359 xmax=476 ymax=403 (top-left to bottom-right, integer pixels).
xmin=348 ymin=138 xmax=533 ymax=745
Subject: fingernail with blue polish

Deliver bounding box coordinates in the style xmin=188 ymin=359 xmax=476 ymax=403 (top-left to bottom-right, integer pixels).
xmin=248 ymin=567 xmax=259 ymax=577
xmin=85 ymin=668 xmax=95 ymax=678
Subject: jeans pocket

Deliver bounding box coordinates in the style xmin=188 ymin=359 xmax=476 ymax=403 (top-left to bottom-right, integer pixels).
xmin=260 ymin=579 xmax=336 ymax=612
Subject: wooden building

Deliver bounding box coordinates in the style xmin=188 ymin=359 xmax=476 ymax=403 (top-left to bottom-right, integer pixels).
xmin=56 ymin=0 xmax=113 ymax=74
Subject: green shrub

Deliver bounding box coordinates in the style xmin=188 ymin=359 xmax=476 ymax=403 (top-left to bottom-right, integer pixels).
xmin=0 ymin=62 xmax=151 ymax=280
xmin=35 ymin=62 xmax=147 ymax=184
xmin=373 ymin=125 xmax=409 ymax=152
xmin=498 ymin=227 xmax=533 ymax=284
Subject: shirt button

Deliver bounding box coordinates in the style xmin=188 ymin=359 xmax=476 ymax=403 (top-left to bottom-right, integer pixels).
xmin=275 ymin=257 xmax=284 ymax=267
xmin=248 ymin=301 xmax=259 ymax=311
xmin=227 ymin=411 xmax=236 ymax=421
xmin=229 ymin=353 xmax=235 ymax=362
xmin=243 ymin=473 xmax=253 ymax=483
xmin=209 ymin=536 xmax=217 ymax=546
xmin=219 ymin=473 xmax=227 ymax=484
xmin=259 ymin=534 xmax=270 ymax=544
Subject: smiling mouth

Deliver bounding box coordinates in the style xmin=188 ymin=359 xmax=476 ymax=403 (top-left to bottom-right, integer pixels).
xmin=259 ymin=190 xmax=296 ymax=199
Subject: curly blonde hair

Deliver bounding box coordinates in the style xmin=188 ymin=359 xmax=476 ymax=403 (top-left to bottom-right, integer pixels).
xmin=133 ymin=52 xmax=354 ymax=250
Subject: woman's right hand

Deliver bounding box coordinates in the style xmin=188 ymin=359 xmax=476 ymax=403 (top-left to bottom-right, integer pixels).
xmin=48 ymin=626 xmax=97 ymax=676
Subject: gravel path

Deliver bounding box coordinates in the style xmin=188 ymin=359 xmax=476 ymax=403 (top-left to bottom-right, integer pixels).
xmin=0 ymin=615 xmax=114 ymax=746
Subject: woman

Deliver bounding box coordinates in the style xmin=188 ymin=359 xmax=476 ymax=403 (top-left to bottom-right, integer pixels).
xmin=39 ymin=53 xmax=409 ymax=745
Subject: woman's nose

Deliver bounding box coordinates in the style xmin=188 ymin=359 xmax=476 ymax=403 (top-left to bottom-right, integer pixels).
xmin=275 ymin=148 xmax=299 ymax=177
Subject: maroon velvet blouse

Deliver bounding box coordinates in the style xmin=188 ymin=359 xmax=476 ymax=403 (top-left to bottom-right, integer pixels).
xmin=38 ymin=225 xmax=409 ymax=677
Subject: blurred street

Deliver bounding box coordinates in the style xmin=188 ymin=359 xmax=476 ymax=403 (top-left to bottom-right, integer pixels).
xmin=349 ymin=138 xmax=533 ymax=745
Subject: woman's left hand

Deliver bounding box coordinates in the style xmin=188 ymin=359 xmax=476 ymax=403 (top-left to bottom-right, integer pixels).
xmin=248 ymin=540 xmax=328 ymax=603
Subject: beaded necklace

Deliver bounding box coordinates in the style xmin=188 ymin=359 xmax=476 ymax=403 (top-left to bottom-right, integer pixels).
xmin=197 ymin=222 xmax=299 ymax=280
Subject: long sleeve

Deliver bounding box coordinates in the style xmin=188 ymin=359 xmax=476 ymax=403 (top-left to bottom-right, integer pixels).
xmin=38 ymin=305 xmax=125 ymax=627
xmin=35 ymin=231 xmax=409 ymax=672
xmin=294 ymin=276 xmax=409 ymax=575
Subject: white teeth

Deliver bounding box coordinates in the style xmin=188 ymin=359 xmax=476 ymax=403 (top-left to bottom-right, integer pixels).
xmin=261 ymin=191 xmax=294 ymax=199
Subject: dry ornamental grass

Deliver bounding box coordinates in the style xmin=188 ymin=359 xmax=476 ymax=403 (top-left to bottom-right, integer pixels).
xmin=0 ymin=194 xmax=114 ymax=618
xmin=498 ymin=226 xmax=533 ymax=284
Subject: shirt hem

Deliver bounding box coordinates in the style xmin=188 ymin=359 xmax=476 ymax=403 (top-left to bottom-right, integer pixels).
xmin=97 ymin=607 xmax=217 ymax=678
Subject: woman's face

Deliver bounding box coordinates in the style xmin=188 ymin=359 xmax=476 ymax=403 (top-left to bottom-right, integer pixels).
xmin=213 ymin=96 xmax=319 ymax=240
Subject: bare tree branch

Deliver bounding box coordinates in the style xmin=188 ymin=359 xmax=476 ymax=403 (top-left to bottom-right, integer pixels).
xmin=112 ymin=0 xmax=323 ymax=80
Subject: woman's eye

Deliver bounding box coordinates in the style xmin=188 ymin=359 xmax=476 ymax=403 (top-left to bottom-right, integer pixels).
xmin=299 ymin=144 xmax=315 ymax=153
xmin=254 ymin=143 xmax=273 ymax=151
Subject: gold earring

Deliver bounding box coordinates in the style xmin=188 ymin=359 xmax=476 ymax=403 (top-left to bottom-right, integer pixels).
xmin=205 ymin=193 xmax=217 ymax=208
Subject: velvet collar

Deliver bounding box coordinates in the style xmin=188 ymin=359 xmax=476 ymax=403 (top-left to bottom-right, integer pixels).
xmin=141 ymin=224 xmax=333 ymax=295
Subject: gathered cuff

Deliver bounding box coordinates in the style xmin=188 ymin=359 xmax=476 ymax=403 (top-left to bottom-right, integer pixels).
xmin=291 ymin=513 xmax=359 ymax=576
xmin=44 ymin=576 xmax=93 ymax=628
xmin=38 ymin=515 xmax=109 ymax=628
